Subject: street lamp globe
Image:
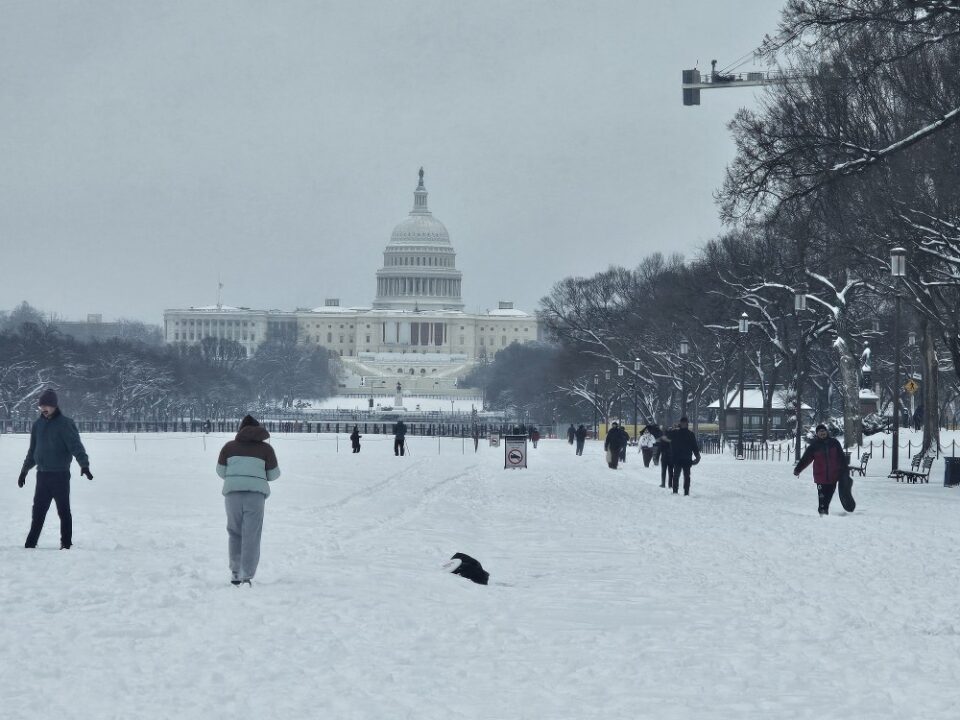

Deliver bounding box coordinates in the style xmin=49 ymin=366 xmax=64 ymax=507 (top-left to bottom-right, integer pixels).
xmin=794 ymin=283 xmax=807 ymax=312
xmin=890 ymin=247 xmax=907 ymax=277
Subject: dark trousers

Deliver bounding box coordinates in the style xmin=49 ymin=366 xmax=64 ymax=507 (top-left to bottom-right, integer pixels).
xmin=26 ymin=471 xmax=72 ymax=548
xmin=817 ymin=482 xmax=837 ymax=515
xmin=394 ymin=437 xmax=405 ymax=456
xmin=671 ymin=463 xmax=692 ymax=495
xmin=641 ymin=448 xmax=653 ymax=467
xmin=607 ymin=447 xmax=619 ymax=469
xmin=660 ymin=461 xmax=672 ymax=487
xmin=575 ymin=439 xmax=585 ymax=455
xmin=352 ymin=444 xmax=360 ymax=454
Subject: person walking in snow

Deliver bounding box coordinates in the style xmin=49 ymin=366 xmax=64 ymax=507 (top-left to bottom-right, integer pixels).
xmin=19 ymin=389 xmax=92 ymax=549
xmin=216 ymin=415 xmax=280 ymax=586
xmin=646 ymin=422 xmax=664 ymax=465
xmin=793 ymin=423 xmax=848 ymax=516
xmin=638 ymin=427 xmax=656 ymax=467
xmin=529 ymin=426 xmax=540 ymax=448
xmin=393 ymin=419 xmax=407 ymax=456
xmin=574 ymin=424 xmax=587 ymax=455
xmin=350 ymin=425 xmax=362 ymax=453
xmin=667 ymin=417 xmax=701 ymax=496
xmin=567 ymin=424 xmax=576 ymax=445
xmin=655 ymin=428 xmax=673 ymax=488
xmin=604 ymin=421 xmax=629 ymax=469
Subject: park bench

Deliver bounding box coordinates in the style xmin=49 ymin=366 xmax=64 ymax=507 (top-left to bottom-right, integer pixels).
xmin=891 ymin=454 xmax=934 ymax=483
xmin=850 ymin=452 xmax=871 ymax=477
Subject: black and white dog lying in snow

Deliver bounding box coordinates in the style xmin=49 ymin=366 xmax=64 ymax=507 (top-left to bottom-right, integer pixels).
xmin=443 ymin=552 xmax=489 ymax=585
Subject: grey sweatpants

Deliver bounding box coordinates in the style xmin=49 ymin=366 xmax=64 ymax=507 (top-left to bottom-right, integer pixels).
xmin=225 ymin=491 xmax=266 ymax=581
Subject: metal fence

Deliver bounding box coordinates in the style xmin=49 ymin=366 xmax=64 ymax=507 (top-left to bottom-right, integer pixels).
xmin=727 ymin=437 xmax=960 ymax=463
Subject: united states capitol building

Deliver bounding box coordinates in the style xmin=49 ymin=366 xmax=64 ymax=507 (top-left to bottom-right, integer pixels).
xmin=163 ymin=170 xmax=541 ymax=394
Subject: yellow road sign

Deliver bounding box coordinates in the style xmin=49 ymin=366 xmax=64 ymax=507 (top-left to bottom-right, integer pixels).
xmin=904 ymin=379 xmax=919 ymax=394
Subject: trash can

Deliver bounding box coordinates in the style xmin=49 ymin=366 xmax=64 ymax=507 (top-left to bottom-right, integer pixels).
xmin=944 ymin=457 xmax=960 ymax=487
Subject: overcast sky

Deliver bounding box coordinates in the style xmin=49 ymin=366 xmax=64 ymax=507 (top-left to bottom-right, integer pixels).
xmin=1 ymin=1 xmax=784 ymax=324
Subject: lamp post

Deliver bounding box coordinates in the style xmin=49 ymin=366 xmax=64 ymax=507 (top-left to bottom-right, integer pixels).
xmin=593 ymin=374 xmax=599 ymax=439
xmin=604 ymin=368 xmax=611 ymax=430
xmin=794 ymin=283 xmax=807 ymax=461
xmin=617 ymin=365 xmax=624 ymax=424
xmin=891 ymin=247 xmax=906 ymax=473
xmin=907 ymin=330 xmax=917 ymax=425
xmin=633 ymin=358 xmax=640 ymax=430
xmin=737 ymin=312 xmax=749 ymax=457
xmin=679 ymin=338 xmax=689 ymax=418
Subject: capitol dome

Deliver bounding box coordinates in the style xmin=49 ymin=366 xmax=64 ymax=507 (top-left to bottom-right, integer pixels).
xmin=389 ymin=211 xmax=450 ymax=245
xmin=373 ymin=168 xmax=464 ymax=311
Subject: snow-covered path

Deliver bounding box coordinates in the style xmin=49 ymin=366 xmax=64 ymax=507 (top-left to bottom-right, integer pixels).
xmin=2 ymin=433 xmax=959 ymax=719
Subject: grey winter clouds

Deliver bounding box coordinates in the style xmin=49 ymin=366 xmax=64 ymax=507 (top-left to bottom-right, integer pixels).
xmin=0 ymin=1 xmax=782 ymax=323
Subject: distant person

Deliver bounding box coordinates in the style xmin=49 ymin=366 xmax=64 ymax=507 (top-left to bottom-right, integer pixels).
xmin=793 ymin=423 xmax=847 ymax=516
xmin=913 ymin=405 xmax=924 ymax=432
xmin=567 ymin=424 xmax=576 ymax=445
xmin=19 ymin=389 xmax=93 ymax=550
xmin=217 ymin=415 xmax=280 ymax=586
xmin=394 ymin=419 xmax=407 ymax=456
xmin=655 ymin=428 xmax=673 ymax=488
xmin=638 ymin=427 xmax=655 ymax=467
xmin=350 ymin=425 xmax=361 ymax=454
xmin=667 ymin=417 xmax=701 ymax=496
xmin=472 ymin=424 xmax=480 ymax=452
xmin=575 ymin=424 xmax=587 ymax=456
xmin=646 ymin=422 xmax=664 ymax=465
xmin=604 ymin=421 xmax=629 ymax=469
xmin=529 ymin=426 xmax=540 ymax=448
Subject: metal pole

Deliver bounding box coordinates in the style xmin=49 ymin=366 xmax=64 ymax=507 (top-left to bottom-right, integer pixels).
xmin=892 ymin=290 xmax=902 ymax=472
xmin=795 ymin=315 xmax=803 ymax=462
xmin=738 ymin=350 xmax=746 ymax=457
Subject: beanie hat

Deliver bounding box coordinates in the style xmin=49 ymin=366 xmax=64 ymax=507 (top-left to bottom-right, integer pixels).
xmin=679 ymin=416 xmax=689 ymax=423
xmin=37 ymin=388 xmax=58 ymax=407
xmin=239 ymin=414 xmax=259 ymax=429
xmin=815 ymin=424 xmax=827 ymax=432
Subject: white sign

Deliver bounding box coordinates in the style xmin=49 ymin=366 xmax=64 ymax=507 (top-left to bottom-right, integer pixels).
xmin=503 ymin=435 xmax=528 ymax=469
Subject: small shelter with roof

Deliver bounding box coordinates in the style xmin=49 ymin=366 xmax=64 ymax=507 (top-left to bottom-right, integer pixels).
xmin=708 ymin=386 xmax=813 ymax=439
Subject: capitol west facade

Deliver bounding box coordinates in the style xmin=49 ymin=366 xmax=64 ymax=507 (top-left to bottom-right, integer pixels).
xmin=163 ymin=170 xmax=540 ymax=391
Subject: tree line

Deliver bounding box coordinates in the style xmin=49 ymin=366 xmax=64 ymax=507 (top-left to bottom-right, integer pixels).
xmin=476 ymin=2 xmax=960 ymax=452
xmin=0 ymin=302 xmax=340 ymax=422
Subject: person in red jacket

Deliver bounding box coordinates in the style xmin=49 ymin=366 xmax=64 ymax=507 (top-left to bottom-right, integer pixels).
xmin=793 ymin=424 xmax=848 ymax=515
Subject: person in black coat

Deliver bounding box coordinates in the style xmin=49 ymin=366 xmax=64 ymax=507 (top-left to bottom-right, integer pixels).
xmin=655 ymin=428 xmax=673 ymax=487
xmin=667 ymin=417 xmax=701 ymax=495
xmin=350 ymin=426 xmax=361 ymax=453
xmin=574 ymin=424 xmax=587 ymax=456
xmin=567 ymin=424 xmax=576 ymax=445
xmin=604 ymin=422 xmax=629 ymax=469
xmin=393 ymin=420 xmax=407 ymax=456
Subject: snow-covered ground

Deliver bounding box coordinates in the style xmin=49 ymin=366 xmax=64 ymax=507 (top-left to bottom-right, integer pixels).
xmin=2 ymin=431 xmax=959 ymax=719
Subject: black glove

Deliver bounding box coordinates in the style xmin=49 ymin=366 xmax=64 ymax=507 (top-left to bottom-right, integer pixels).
xmin=80 ymin=467 xmax=93 ymax=480
xmin=18 ymin=471 xmax=27 ymax=488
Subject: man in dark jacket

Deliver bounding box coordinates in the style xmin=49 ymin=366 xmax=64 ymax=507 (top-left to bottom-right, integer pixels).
xmin=394 ymin=419 xmax=407 ymax=456
xmin=604 ymin=422 xmax=630 ymax=469
xmin=18 ymin=389 xmax=92 ymax=549
xmin=794 ymin=423 xmax=848 ymax=515
xmin=667 ymin=417 xmax=701 ymax=495
xmin=574 ymin=424 xmax=587 ymax=455
xmin=567 ymin=424 xmax=576 ymax=445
